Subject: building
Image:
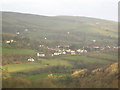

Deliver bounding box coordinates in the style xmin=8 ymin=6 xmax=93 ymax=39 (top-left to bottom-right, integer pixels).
xmin=53 ymin=52 xmax=60 ymax=56
xmin=66 ymin=49 xmax=71 ymax=54
xmin=76 ymin=49 xmax=81 ymax=53
xmin=71 ymin=50 xmax=76 ymax=55
xmin=62 ymin=51 xmax=66 ymax=55
xmin=80 ymin=50 xmax=87 ymax=53
xmin=5 ymin=41 xmax=11 ymax=44
xmin=93 ymin=46 xmax=100 ymax=51
xmin=37 ymin=52 xmax=45 ymax=57
xmin=5 ymin=40 xmax=15 ymax=44
xmin=28 ymin=58 xmax=35 ymax=62
xmin=16 ymin=32 xmax=20 ymax=35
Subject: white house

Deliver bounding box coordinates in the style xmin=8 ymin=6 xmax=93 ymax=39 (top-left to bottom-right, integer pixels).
xmin=62 ymin=51 xmax=66 ymax=55
xmin=25 ymin=29 xmax=28 ymax=31
xmin=80 ymin=50 xmax=87 ymax=53
xmin=37 ymin=52 xmax=45 ymax=57
xmin=5 ymin=40 xmax=16 ymax=44
xmin=107 ymin=46 xmax=111 ymax=49
xmin=53 ymin=52 xmax=60 ymax=56
xmin=92 ymin=40 xmax=96 ymax=43
xmin=84 ymin=50 xmax=87 ymax=53
xmin=71 ymin=50 xmax=76 ymax=55
xmin=16 ymin=32 xmax=20 ymax=35
xmin=6 ymin=41 xmax=11 ymax=44
xmin=76 ymin=49 xmax=81 ymax=53
xmin=10 ymin=40 xmax=14 ymax=43
xmin=66 ymin=49 xmax=71 ymax=53
xmin=28 ymin=58 xmax=35 ymax=62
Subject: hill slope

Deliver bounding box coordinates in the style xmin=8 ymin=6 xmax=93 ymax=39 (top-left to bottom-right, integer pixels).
xmin=2 ymin=12 xmax=118 ymax=46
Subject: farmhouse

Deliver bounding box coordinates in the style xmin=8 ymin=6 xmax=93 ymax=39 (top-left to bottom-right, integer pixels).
xmin=5 ymin=40 xmax=15 ymax=44
xmin=10 ymin=40 xmax=14 ymax=43
xmin=53 ymin=52 xmax=60 ymax=56
xmin=28 ymin=58 xmax=35 ymax=62
xmin=66 ymin=49 xmax=71 ymax=54
xmin=76 ymin=49 xmax=81 ymax=53
xmin=107 ymin=46 xmax=111 ymax=49
xmin=71 ymin=50 xmax=76 ymax=55
xmin=93 ymin=46 xmax=100 ymax=51
xmin=37 ymin=52 xmax=45 ymax=57
xmin=25 ymin=29 xmax=28 ymax=31
xmin=5 ymin=41 xmax=11 ymax=44
xmin=80 ymin=50 xmax=87 ymax=53
xmin=61 ymin=51 xmax=66 ymax=55
xmin=16 ymin=32 xmax=20 ymax=35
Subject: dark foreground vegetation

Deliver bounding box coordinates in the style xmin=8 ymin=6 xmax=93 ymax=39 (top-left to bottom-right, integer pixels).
xmin=2 ymin=62 xmax=118 ymax=88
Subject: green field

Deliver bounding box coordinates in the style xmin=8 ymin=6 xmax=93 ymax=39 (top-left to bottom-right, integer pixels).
xmin=11 ymin=73 xmax=70 ymax=80
xmin=3 ymin=63 xmax=44 ymax=72
xmin=38 ymin=58 xmax=72 ymax=66
xmin=2 ymin=48 xmax=36 ymax=55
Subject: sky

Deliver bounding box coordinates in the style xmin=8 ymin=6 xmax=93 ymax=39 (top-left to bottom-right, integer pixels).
xmin=1 ymin=0 xmax=119 ymax=21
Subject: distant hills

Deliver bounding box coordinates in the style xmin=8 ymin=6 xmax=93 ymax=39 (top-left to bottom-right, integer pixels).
xmin=2 ymin=11 xmax=118 ymax=46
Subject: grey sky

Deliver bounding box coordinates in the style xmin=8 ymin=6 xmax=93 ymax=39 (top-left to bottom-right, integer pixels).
xmin=1 ymin=0 xmax=119 ymax=21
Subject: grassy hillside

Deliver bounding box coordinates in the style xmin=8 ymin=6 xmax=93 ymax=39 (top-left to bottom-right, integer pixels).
xmin=2 ymin=11 xmax=118 ymax=46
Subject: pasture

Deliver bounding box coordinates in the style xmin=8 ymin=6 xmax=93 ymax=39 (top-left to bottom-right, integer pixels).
xmin=3 ymin=63 xmax=45 ymax=73
xmin=2 ymin=48 xmax=36 ymax=55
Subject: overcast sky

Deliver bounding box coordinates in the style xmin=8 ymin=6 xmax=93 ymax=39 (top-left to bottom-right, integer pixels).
xmin=1 ymin=0 xmax=119 ymax=21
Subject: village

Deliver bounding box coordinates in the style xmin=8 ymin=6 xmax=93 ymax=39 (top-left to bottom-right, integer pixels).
xmin=3 ymin=28 xmax=118 ymax=62
xmin=4 ymin=37 xmax=118 ymax=62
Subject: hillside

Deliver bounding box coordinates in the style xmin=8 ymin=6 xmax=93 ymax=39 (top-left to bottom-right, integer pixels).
xmin=70 ymin=62 xmax=118 ymax=88
xmin=2 ymin=11 xmax=118 ymax=46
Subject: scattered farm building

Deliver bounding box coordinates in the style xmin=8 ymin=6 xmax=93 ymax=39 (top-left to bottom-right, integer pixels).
xmin=37 ymin=52 xmax=45 ymax=57
xmin=16 ymin=32 xmax=20 ymax=35
xmin=53 ymin=52 xmax=60 ymax=56
xmin=5 ymin=40 xmax=16 ymax=44
xmin=28 ymin=58 xmax=35 ymax=62
xmin=70 ymin=50 xmax=76 ymax=55
xmin=5 ymin=41 xmax=11 ymax=44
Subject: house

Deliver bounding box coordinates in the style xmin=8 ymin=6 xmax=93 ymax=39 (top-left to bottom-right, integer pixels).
xmin=107 ymin=46 xmax=111 ymax=49
xmin=62 ymin=51 xmax=66 ymax=55
xmin=93 ymin=46 xmax=100 ymax=51
xmin=84 ymin=50 xmax=87 ymax=53
xmin=28 ymin=58 xmax=35 ymax=62
xmin=80 ymin=50 xmax=87 ymax=53
xmin=92 ymin=40 xmax=96 ymax=43
xmin=10 ymin=40 xmax=14 ymax=43
xmin=66 ymin=49 xmax=71 ymax=54
xmin=71 ymin=50 xmax=76 ymax=55
xmin=76 ymin=49 xmax=81 ymax=53
xmin=25 ymin=29 xmax=28 ymax=31
xmin=6 ymin=40 xmax=15 ymax=44
xmin=113 ymin=47 xmax=118 ymax=49
xmin=5 ymin=41 xmax=11 ymax=44
xmin=16 ymin=32 xmax=20 ymax=34
xmin=37 ymin=52 xmax=45 ymax=57
xmin=53 ymin=52 xmax=60 ymax=56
